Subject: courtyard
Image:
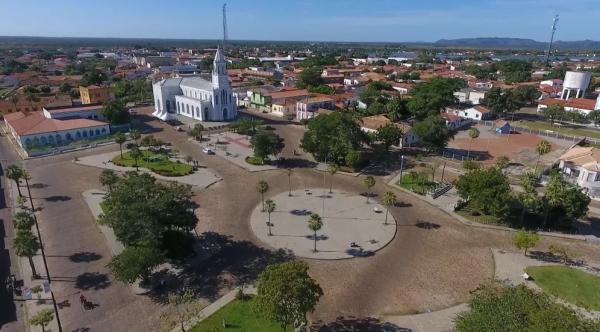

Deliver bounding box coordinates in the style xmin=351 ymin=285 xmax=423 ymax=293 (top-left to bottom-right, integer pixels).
xmin=250 ymin=188 xmax=396 ymax=259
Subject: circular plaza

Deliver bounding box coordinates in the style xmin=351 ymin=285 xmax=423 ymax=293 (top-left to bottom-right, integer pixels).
xmin=250 ymin=188 xmax=397 ymax=259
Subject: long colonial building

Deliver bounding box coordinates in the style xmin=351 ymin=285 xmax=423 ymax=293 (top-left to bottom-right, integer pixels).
xmin=152 ymin=48 xmax=237 ymax=122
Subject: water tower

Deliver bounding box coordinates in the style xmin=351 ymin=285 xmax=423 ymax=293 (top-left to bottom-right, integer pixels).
xmin=561 ymin=71 xmax=592 ymax=100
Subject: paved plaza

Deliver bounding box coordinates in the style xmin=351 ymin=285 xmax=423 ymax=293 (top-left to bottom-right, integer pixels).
xmin=75 ymin=150 xmax=222 ymax=187
xmin=250 ymin=188 xmax=397 ymax=259
xmin=193 ymin=132 xmax=278 ymax=172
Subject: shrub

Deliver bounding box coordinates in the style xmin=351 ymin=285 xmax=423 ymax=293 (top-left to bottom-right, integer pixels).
xmin=245 ymin=156 xmax=264 ymax=165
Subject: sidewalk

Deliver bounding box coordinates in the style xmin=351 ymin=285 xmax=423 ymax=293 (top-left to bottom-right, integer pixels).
xmin=6 ymin=178 xmax=60 ymax=332
xmin=383 ymin=303 xmax=469 ymax=332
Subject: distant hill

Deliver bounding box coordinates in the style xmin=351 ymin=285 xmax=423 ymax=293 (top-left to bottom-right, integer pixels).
xmin=434 ymin=37 xmax=600 ymax=50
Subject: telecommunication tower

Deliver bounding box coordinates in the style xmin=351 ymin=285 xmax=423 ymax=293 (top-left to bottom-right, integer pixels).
xmin=222 ymin=3 xmax=228 ymax=50
xmin=545 ymin=14 xmax=559 ymax=67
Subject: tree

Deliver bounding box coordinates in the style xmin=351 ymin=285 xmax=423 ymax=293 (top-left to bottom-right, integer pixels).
xmin=129 ymin=129 xmax=141 ymax=144
xmin=254 ymin=261 xmax=323 ymax=331
xmin=408 ymin=77 xmax=465 ymax=119
xmin=108 ymin=246 xmax=164 ymax=284
xmin=250 ymin=130 xmax=284 ymax=163
xmin=257 ymin=180 xmax=269 ymax=212
xmin=6 ymin=164 xmax=24 ymax=197
xmin=467 ymin=127 xmax=480 ymax=159
xmin=169 ymin=288 xmax=195 ymax=332
xmin=300 ymin=112 xmax=366 ymax=164
xmin=13 ymin=229 xmax=40 ymax=278
xmin=363 ymin=176 xmax=376 ymax=203
xmin=12 ymin=211 xmax=35 ymax=231
xmin=327 ymin=164 xmax=339 ymax=193
xmin=455 ymin=282 xmax=600 ymax=332
xmin=307 ymin=214 xmax=323 ymax=252
xmin=412 ymin=115 xmax=453 ymax=152
xmin=587 ymin=109 xmax=600 ymax=127
xmin=129 ymin=145 xmax=142 ymax=171
xmin=265 ymin=200 xmax=276 ymax=236
xmin=376 ymin=123 xmax=403 ymax=152
xmin=101 ymin=172 xmax=197 ymax=265
xmin=495 ymin=156 xmax=510 ymax=171
xmin=542 ymin=173 xmax=590 ymax=229
xmin=382 ymin=191 xmax=397 ymax=225
xmin=102 ymin=99 xmax=130 ymax=125
xmin=59 ymin=82 xmax=72 ymax=93
xmin=187 ymin=123 xmax=204 ymax=141
xmin=99 ymin=169 xmax=119 ymax=192
xmin=455 ymin=166 xmax=512 ymax=218
xmin=534 ymin=140 xmax=551 ymax=172
xmin=385 ymin=97 xmax=410 ymax=121
xmin=345 ymin=150 xmax=362 ymax=170
xmin=29 ymin=309 xmax=54 ymax=332
xmin=513 ymin=230 xmax=540 ymax=255
xmin=513 ymin=85 xmax=541 ymax=106
xmin=542 ymin=104 xmax=565 ymax=125
xmin=114 ymin=132 xmax=127 ymax=158
xmin=519 ymin=171 xmax=540 ymax=226
xmin=296 ymin=66 xmax=324 ymax=88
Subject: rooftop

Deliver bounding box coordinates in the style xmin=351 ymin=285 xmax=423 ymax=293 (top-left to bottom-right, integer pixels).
xmin=560 ymin=146 xmax=600 ymax=172
xmin=5 ymin=111 xmax=107 ymax=136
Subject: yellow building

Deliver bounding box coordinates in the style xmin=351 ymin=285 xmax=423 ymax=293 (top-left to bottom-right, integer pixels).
xmin=79 ymin=85 xmax=112 ymax=104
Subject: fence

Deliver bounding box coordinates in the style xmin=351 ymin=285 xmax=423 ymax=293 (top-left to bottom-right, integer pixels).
xmin=480 ymin=120 xmax=600 ymax=146
xmin=440 ymin=148 xmax=485 ymax=162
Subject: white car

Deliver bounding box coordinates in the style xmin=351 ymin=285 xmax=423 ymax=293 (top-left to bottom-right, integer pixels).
xmin=202 ymin=147 xmax=215 ymax=155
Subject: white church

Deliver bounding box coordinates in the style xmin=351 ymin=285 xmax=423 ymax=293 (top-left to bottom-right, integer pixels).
xmin=152 ymin=48 xmax=237 ymax=122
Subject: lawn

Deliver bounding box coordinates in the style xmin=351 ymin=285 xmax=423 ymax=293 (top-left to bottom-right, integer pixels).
xmin=516 ymin=120 xmax=600 ymax=140
xmin=113 ymin=149 xmax=192 ymax=177
xmin=189 ymin=297 xmax=284 ymax=332
xmin=525 ymin=265 xmax=600 ymax=310
xmin=397 ymin=171 xmax=435 ymax=195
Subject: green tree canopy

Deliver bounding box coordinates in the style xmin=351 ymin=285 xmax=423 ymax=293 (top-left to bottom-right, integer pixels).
xmin=412 ymin=115 xmax=453 ymax=152
xmin=376 ymin=123 xmax=403 ymax=151
xmin=296 ymin=67 xmax=324 ymax=88
xmin=408 ymin=77 xmax=466 ymax=119
xmin=254 ymin=261 xmax=323 ymax=331
xmin=455 ymin=166 xmax=512 ymax=217
xmin=250 ymin=130 xmax=285 ymax=162
xmin=455 ymin=282 xmax=600 ymax=332
xmin=300 ymin=112 xmax=366 ymax=165
xmin=108 ymin=245 xmax=165 ymax=284
xmin=513 ymin=230 xmax=540 ymax=255
xmin=12 ymin=211 xmax=35 ymax=231
xmin=102 ymin=99 xmax=130 ymax=125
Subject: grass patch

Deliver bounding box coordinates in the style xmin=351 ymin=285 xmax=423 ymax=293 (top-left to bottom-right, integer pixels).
xmin=455 ymin=207 xmax=502 ymax=225
xmin=245 ymin=156 xmax=265 ymax=166
xmin=517 ymin=120 xmax=600 ymax=140
xmin=397 ymin=171 xmax=435 ymax=195
xmin=525 ymin=265 xmax=600 ymax=310
xmin=189 ymin=296 xmax=285 ymax=332
xmin=113 ymin=149 xmax=192 ymax=177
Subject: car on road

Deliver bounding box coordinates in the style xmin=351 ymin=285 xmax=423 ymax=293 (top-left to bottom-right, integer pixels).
xmin=202 ymin=147 xmax=215 ymax=155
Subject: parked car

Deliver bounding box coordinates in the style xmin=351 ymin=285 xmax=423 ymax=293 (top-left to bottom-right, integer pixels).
xmin=202 ymin=147 xmax=215 ymax=155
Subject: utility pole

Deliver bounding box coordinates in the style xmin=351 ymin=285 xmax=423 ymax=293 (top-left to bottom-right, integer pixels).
xmin=545 ymin=14 xmax=559 ymax=68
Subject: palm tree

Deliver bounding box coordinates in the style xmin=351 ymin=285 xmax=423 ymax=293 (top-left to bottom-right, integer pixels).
xmin=114 ymin=132 xmax=127 ymax=158
xmin=307 ymin=213 xmax=323 ymax=252
xmin=257 ymin=180 xmax=269 ymax=211
xmin=534 ymin=140 xmax=551 ymax=172
xmin=13 ymin=229 xmax=40 ymax=278
xmin=187 ymin=123 xmax=205 ymax=141
xmin=265 ymin=200 xmax=276 ymax=236
xmin=6 ymin=165 xmax=24 ymax=197
xmin=327 ymin=164 xmax=339 ymax=194
xmin=382 ymin=191 xmax=397 ymax=225
xmin=130 ymin=129 xmax=141 ymax=145
xmin=12 ymin=211 xmax=35 ymax=231
xmin=129 ymin=145 xmax=143 ymax=171
xmin=287 ymin=168 xmax=293 ymax=197
xmin=467 ymin=127 xmax=480 ymax=159
xmin=363 ymin=176 xmax=376 ymax=203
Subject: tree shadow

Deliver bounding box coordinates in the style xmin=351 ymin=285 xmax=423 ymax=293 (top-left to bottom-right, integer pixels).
xmin=394 ymin=202 xmax=412 ymax=208
xmin=69 ymin=251 xmax=102 ymax=263
xmin=44 ymin=195 xmax=72 ymax=202
xmin=305 ymin=234 xmax=329 ymax=241
xmin=312 ymin=316 xmax=411 ymax=331
xmin=345 ymin=248 xmax=375 ymax=258
xmin=360 ymin=192 xmax=378 ymax=199
xmin=30 ymin=183 xmax=49 ymax=189
xmin=277 ymin=158 xmax=318 ymax=169
xmin=75 ymin=272 xmax=111 ymax=290
xmin=415 ymin=221 xmax=441 ymax=230
xmin=147 ymin=232 xmax=294 ymax=304
xmin=290 ymin=209 xmax=313 ymax=216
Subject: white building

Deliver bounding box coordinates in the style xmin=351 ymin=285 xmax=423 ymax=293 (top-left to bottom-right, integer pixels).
xmin=458 ymin=105 xmax=493 ymax=121
xmin=152 ymin=48 xmax=237 ymax=122
xmin=561 ymin=71 xmax=592 ymax=100
xmin=454 ymin=88 xmax=486 ymax=105
xmin=558 ymin=146 xmax=600 ymax=198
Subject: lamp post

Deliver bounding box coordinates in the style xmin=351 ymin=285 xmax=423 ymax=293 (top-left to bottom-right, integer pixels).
xmin=399 ymin=155 xmax=405 ymax=184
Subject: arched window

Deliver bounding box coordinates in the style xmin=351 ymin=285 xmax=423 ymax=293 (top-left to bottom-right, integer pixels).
xmin=83 ymin=131 xmax=88 ymax=138
xmin=177 ymin=102 xmax=180 ymax=113
xmin=101 ymin=128 xmax=107 ymax=133
xmin=222 ymin=108 xmax=228 ymax=120
xmin=76 ymin=131 xmax=82 ymax=139
xmin=196 ymin=107 xmax=200 ymax=117
xmin=166 ymin=101 xmax=171 ymax=112
xmin=95 ymin=129 xmax=100 ymax=136
xmin=89 ymin=130 xmax=94 ymax=137
xmin=66 ymin=133 xmax=72 ymax=141
xmin=215 ymin=95 xmax=219 ymax=105
xmin=48 ymin=135 xmax=54 ymax=144
xmin=186 ymin=104 xmax=189 ymax=114
xmin=56 ymin=134 xmax=62 ymax=143
xmin=204 ymin=107 xmax=209 ymax=120
xmin=41 ymin=136 xmax=47 ymax=145
xmin=25 ymin=138 xmax=32 ymax=149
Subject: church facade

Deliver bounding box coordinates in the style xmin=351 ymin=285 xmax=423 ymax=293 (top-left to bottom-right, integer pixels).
xmin=152 ymin=48 xmax=237 ymax=122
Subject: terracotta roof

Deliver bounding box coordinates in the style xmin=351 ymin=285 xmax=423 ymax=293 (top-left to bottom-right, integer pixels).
xmin=45 ymin=104 xmax=103 ymax=114
xmin=440 ymin=113 xmax=461 ymax=122
xmin=559 ymin=146 xmax=600 ymax=172
xmin=5 ymin=111 xmax=107 ymax=136
xmin=539 ymin=98 xmax=597 ymax=111
xmin=473 ymin=105 xmax=492 ymax=113
xmin=265 ymin=89 xmax=309 ymax=99
xmin=299 ymin=96 xmax=334 ymax=104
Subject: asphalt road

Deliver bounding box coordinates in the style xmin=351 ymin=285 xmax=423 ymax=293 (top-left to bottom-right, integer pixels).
xmin=0 ymin=134 xmax=25 ymax=332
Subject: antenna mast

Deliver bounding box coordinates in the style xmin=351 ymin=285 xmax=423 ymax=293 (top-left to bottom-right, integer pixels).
xmin=222 ymin=3 xmax=228 ymax=51
xmin=545 ymin=14 xmax=559 ymax=67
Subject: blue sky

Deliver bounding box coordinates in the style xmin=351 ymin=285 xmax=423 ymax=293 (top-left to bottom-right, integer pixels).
xmin=1 ymin=0 xmax=599 ymax=42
